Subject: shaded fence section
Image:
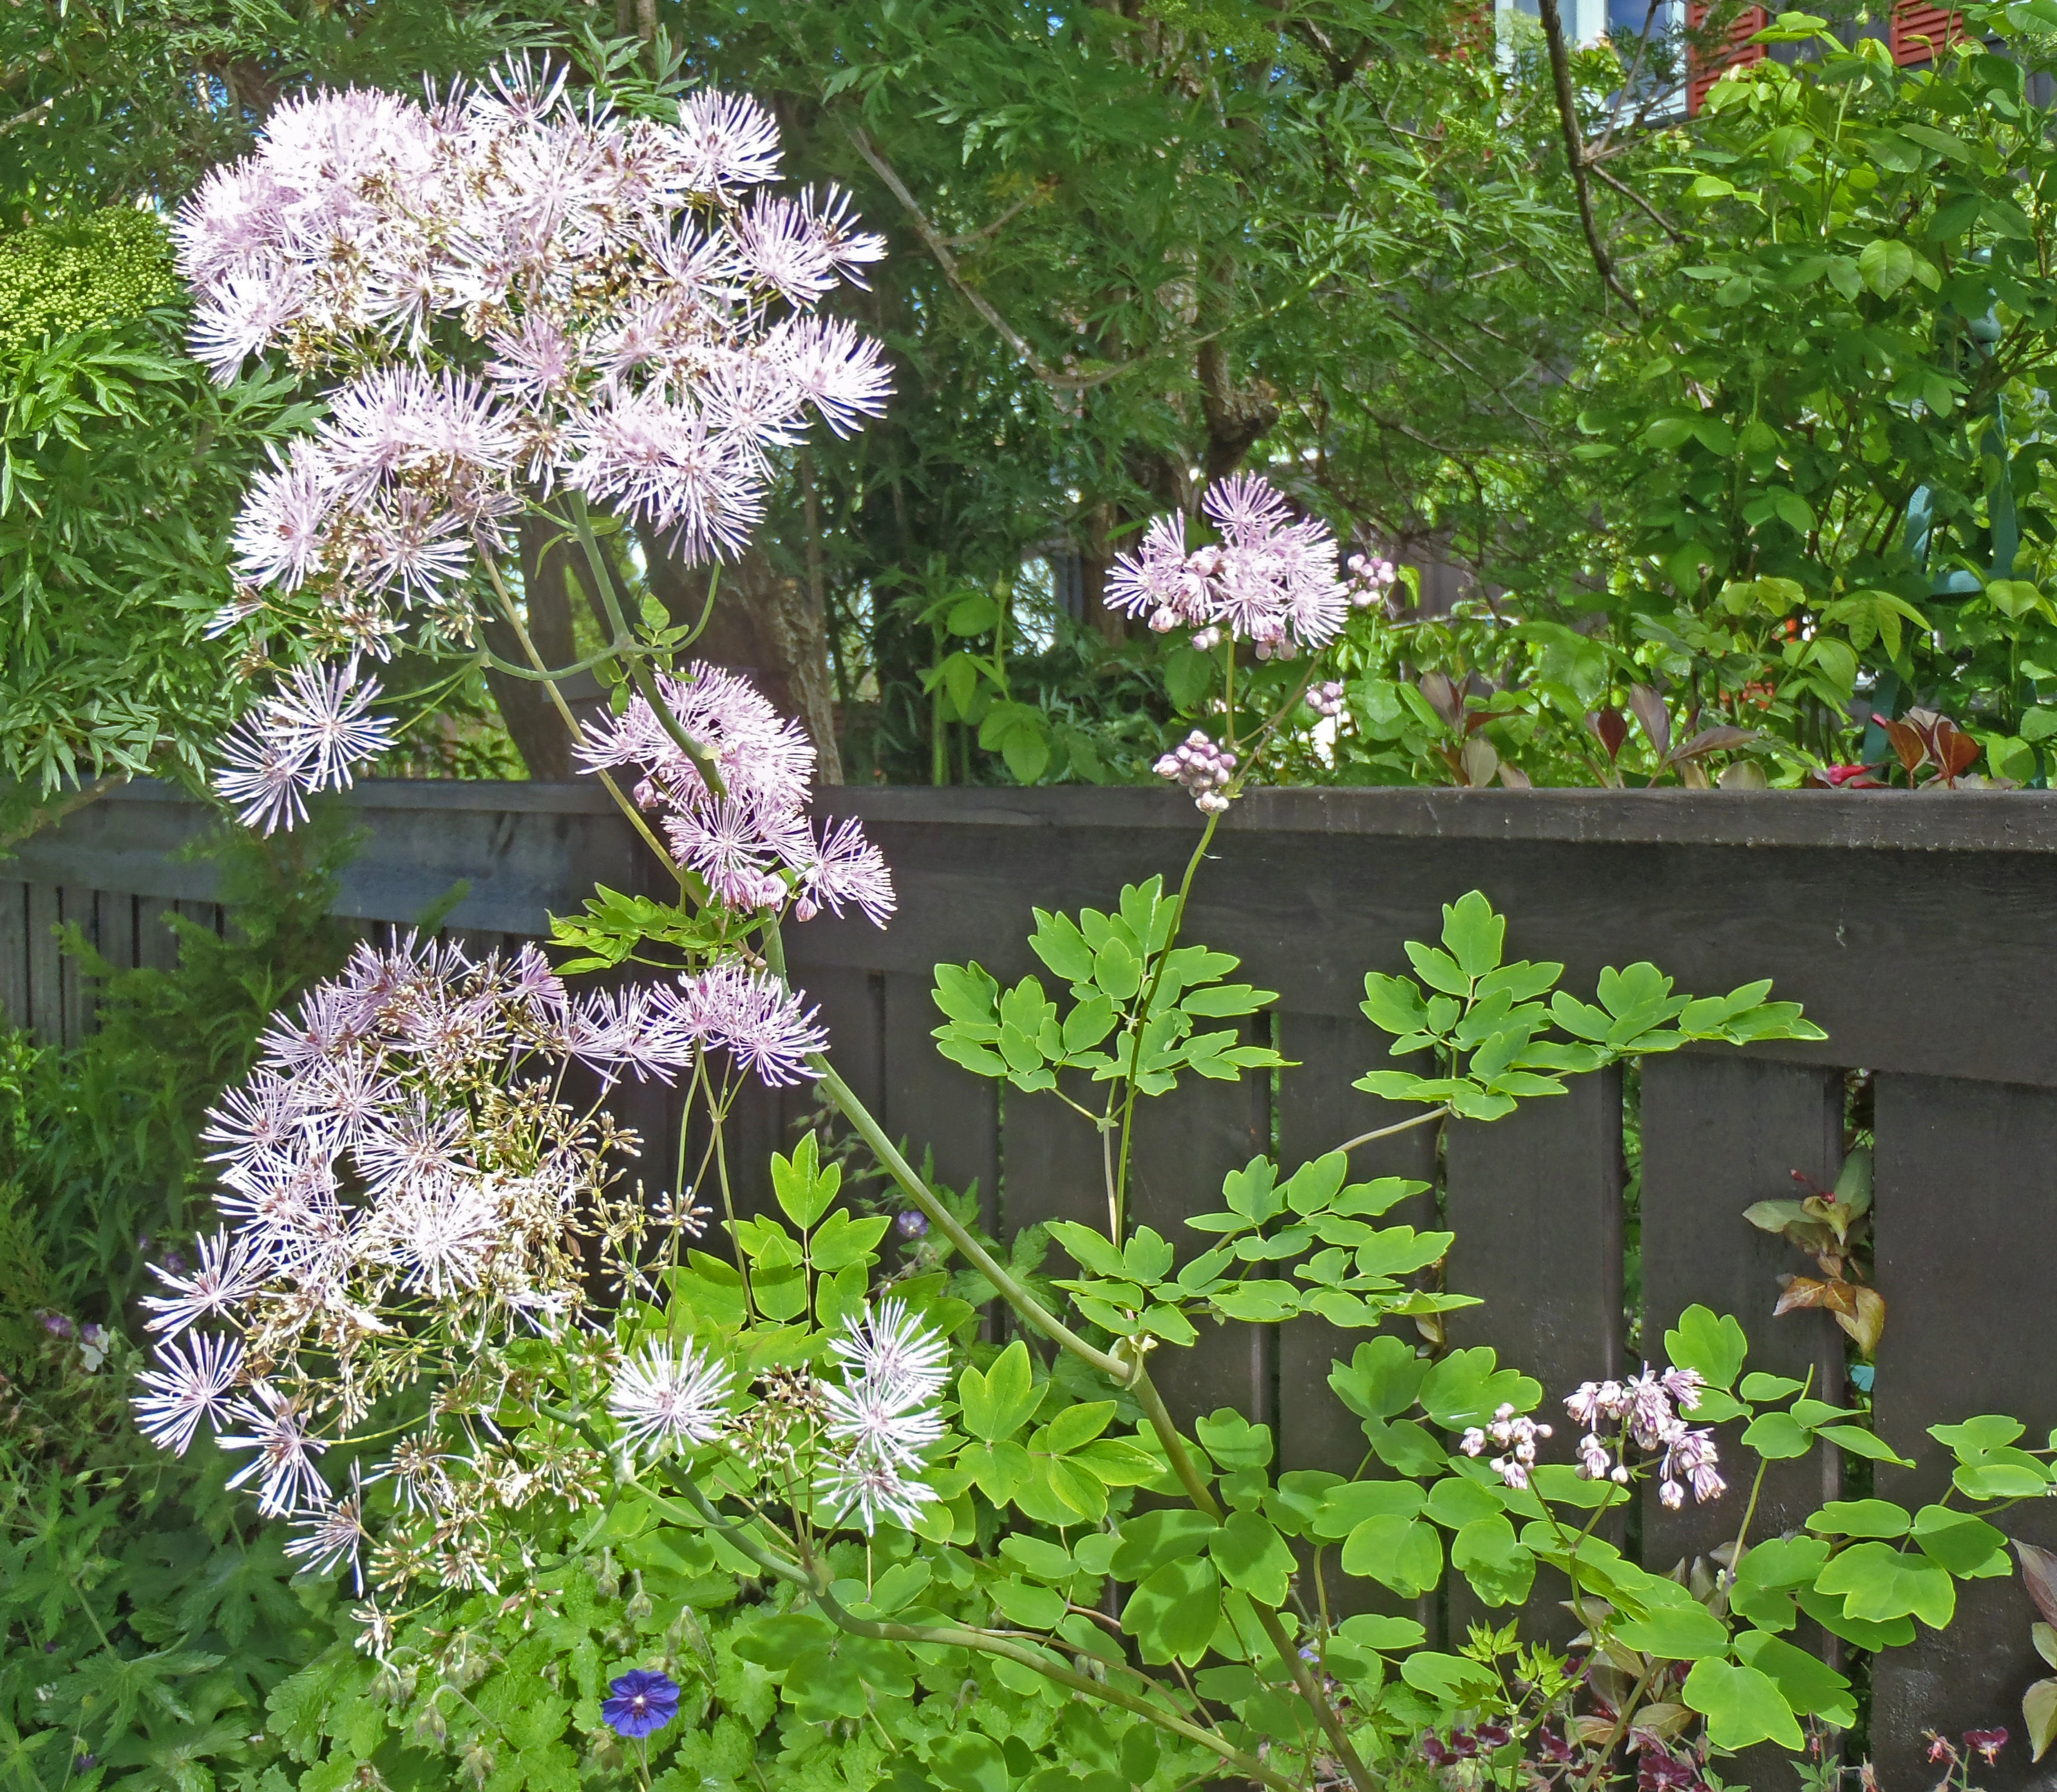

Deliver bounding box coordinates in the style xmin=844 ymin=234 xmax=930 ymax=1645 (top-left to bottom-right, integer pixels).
xmin=11 ymin=780 xmax=2057 ymax=1786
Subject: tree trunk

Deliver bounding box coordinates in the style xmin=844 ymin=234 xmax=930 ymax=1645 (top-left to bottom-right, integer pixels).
xmin=638 ymin=532 xmax=845 ymax=784
xmin=480 ymin=514 xmax=581 ymax=780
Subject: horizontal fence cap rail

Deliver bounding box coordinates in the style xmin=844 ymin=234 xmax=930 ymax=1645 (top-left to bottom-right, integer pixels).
xmin=13 ymin=777 xmax=2057 ymax=1084
xmin=6 ymin=779 xmax=641 ymax=937
xmin=816 ymin=782 xmax=2057 ymax=855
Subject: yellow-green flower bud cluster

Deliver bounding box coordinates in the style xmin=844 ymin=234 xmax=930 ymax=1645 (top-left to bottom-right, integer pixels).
xmin=0 ymin=206 xmax=176 ymax=357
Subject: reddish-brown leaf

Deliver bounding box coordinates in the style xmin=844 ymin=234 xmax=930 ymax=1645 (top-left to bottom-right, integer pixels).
xmin=1419 ymin=670 xmax=1461 ymax=730
xmin=1629 ymin=684 xmax=1671 ymax=758
xmin=1670 ymin=724 xmax=1762 ymax=761
xmin=1839 ymin=1284 xmax=1885 ymax=1356
xmin=1774 ymin=1274 xmax=1831 ymax=1315
xmin=1938 ymin=721 xmax=1981 ymax=779
xmin=2018 ymin=1542 xmax=2057 ymax=1629
xmin=1589 ymin=706 xmax=1629 ymax=761
xmin=1879 ymin=714 xmax=1929 ymax=774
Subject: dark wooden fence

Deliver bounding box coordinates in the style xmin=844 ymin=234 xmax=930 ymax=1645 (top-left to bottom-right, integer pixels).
xmin=10 ymin=780 xmax=2057 ymax=1789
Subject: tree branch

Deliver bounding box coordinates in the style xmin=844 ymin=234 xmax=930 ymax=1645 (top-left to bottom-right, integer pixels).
xmin=1533 ymin=0 xmax=1639 ymax=310
xmin=0 ymin=92 xmax=61 ymax=139
xmin=842 ymin=123 xmax=1129 ymax=392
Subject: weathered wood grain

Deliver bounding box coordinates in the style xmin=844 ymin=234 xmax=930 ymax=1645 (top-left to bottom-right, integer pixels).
xmin=25 ymin=883 xmax=59 ymax=1044
xmin=1639 ymin=1054 xmax=1844 ymax=1566
xmin=0 ymin=881 xmax=26 ymax=1032
xmin=1870 ymin=1074 xmax=2057 ymax=1792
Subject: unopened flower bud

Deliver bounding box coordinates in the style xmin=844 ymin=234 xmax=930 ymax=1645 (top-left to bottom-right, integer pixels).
xmin=1149 ymin=606 xmax=1178 ymax=633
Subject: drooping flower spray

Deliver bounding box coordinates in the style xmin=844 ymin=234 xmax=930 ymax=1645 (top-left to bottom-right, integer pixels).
xmin=146 ymin=58 xmax=939 ymax=1638
xmin=146 ymin=49 xmax=1395 ymax=1672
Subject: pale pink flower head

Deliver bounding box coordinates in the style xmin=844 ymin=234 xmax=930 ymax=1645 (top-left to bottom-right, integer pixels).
xmin=667 ymin=964 xmax=828 ymax=1086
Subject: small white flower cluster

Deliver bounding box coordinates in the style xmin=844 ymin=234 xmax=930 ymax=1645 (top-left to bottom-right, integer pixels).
xmin=1153 ymin=729 xmax=1239 ymax=814
xmin=214 ymin=660 xmax=397 ymax=833
xmin=1564 ymin=1366 xmax=1724 ymax=1509
xmin=604 ymin=1298 xmax=946 ymax=1533
xmin=1460 ymin=1402 xmax=1554 ymax=1492
xmin=1346 ymin=552 xmax=1399 ymax=608
xmin=130 ymin=931 xmax=831 ymax=1596
xmin=1309 ymin=680 xmax=1347 ymax=719
xmin=1106 ymin=473 xmax=1348 ymax=655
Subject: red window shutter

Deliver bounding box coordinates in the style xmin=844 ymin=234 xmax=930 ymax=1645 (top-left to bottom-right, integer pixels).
xmin=1687 ymin=0 xmax=1768 ymax=114
xmin=1889 ymin=0 xmax=1965 ymax=63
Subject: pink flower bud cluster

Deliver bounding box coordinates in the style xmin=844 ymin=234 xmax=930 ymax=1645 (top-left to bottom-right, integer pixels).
xmin=1309 ymin=680 xmax=1347 ymax=719
xmin=1347 ymin=552 xmax=1399 ymax=608
xmin=1459 ymin=1402 xmax=1553 ymax=1492
xmin=1563 ymin=1365 xmax=1723 ymax=1509
xmin=1107 ymin=473 xmax=1348 ymax=653
xmin=575 ymin=661 xmax=894 ymax=928
xmin=1153 ymin=729 xmax=1238 ymax=814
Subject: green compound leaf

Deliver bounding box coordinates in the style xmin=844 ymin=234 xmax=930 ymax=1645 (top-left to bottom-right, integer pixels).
xmin=1121 ymin=1556 xmax=1221 ymax=1665
xmin=1614 ymin=1601 xmax=1730 ymax=1662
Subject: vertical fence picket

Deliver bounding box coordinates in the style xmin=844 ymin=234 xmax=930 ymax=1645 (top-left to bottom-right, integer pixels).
xmin=26 ymin=884 xmax=60 ymax=1044
xmin=879 ymin=969 xmax=999 ymax=1246
xmin=1638 ymin=1052 xmax=1845 ymax=1792
xmin=1444 ymin=1068 xmax=1623 ymax=1644
xmin=96 ymin=891 xmax=140 ymax=974
xmin=1274 ymin=1011 xmax=1442 ymax=1627
xmin=0 ymin=881 xmax=26 ymax=1031
xmin=1445 ymin=1067 xmax=1625 ymax=1416
xmin=57 ymin=886 xmax=98 ymax=1047
xmin=1870 ymin=1074 xmax=2057 ymax=1792
xmin=136 ymin=897 xmax=181 ymax=973
xmin=1639 ymin=1053 xmax=1844 ymax=1559
xmin=781 ymin=966 xmax=881 ymax=1217
xmin=1273 ymin=1013 xmax=1441 ymax=1478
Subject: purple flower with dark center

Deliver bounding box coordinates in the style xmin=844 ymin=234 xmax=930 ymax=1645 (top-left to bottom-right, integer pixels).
xmin=602 ymin=1668 xmax=679 ymax=1739
xmin=1475 ymin=1723 xmax=1511 ymax=1751
xmin=1418 ymin=1734 xmax=1452 ymax=1768
xmin=895 ymin=1209 xmax=928 ymax=1241
xmin=1966 ymin=1729 xmax=2009 ymax=1763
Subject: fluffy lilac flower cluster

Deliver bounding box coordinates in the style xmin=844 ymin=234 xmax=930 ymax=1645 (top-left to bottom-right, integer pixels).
xmin=180 ymin=61 xmax=889 ymax=643
xmin=1564 ymin=1366 xmax=1724 ymax=1509
xmin=130 ymin=931 xmax=821 ymax=1563
xmin=575 ymin=660 xmax=894 ymax=924
xmin=1459 ymin=1402 xmax=1554 ymax=1493
xmin=1153 ymin=729 xmax=1239 ymax=814
xmin=1105 ymin=473 xmax=1348 ymax=657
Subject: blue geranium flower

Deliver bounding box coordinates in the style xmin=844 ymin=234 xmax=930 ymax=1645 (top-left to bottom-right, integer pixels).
xmin=601 ymin=1668 xmax=680 ymax=1739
